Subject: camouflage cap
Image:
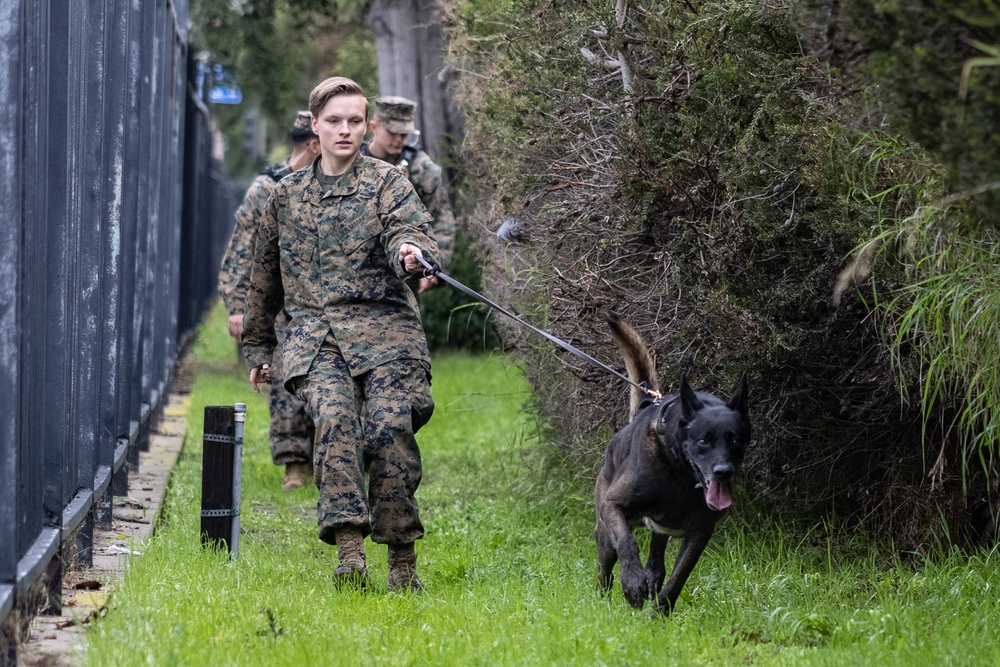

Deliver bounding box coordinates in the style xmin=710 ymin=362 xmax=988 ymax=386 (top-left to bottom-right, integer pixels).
xmin=290 ymin=110 xmax=317 ymax=140
xmin=374 ymin=96 xmax=417 ymax=135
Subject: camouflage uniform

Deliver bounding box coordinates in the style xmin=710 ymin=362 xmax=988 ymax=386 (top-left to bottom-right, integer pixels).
xmin=361 ymin=96 xmax=455 ymax=269
xmin=242 ymin=154 xmax=438 ymax=545
xmin=219 ymin=172 xmax=276 ymax=315
xmin=218 ymin=114 xmax=316 ymax=469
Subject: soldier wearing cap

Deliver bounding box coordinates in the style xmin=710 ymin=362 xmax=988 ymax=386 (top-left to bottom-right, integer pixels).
xmin=218 ymin=110 xmax=321 ymax=491
xmin=361 ymin=95 xmax=456 ymax=294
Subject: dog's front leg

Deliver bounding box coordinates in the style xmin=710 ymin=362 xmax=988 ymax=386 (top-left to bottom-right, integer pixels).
xmin=656 ymin=529 xmax=712 ymax=615
xmin=599 ymin=504 xmax=647 ymax=608
xmin=645 ymin=532 xmax=668 ymax=599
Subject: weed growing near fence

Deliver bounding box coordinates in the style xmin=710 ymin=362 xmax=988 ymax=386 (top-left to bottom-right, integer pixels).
xmin=83 ymin=302 xmax=1000 ymax=666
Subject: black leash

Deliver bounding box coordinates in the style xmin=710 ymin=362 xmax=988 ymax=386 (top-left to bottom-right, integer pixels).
xmin=416 ymin=256 xmax=659 ymax=399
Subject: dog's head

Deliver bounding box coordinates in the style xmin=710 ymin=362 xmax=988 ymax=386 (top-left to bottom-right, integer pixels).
xmin=656 ymin=374 xmax=750 ymax=511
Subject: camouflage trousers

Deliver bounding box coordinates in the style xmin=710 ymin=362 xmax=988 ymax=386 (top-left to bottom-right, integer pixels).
xmin=269 ymin=321 xmax=314 ymax=466
xmin=292 ymin=347 xmax=434 ymax=546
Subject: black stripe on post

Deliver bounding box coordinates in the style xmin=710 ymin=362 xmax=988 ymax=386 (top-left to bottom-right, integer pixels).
xmin=200 ymin=403 xmax=245 ymax=556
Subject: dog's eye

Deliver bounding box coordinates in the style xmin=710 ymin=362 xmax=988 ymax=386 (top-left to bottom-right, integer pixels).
xmin=697 ymin=438 xmax=709 ymax=449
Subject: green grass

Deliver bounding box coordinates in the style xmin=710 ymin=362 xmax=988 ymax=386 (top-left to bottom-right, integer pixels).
xmin=85 ymin=301 xmax=1000 ymax=666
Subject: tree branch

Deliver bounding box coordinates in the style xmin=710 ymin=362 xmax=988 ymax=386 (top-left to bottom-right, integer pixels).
xmin=580 ymin=47 xmax=623 ymax=71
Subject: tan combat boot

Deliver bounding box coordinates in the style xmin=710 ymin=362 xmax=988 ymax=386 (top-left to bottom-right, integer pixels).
xmin=387 ymin=543 xmax=423 ymax=592
xmin=281 ymin=462 xmax=312 ymax=491
xmin=333 ymin=528 xmax=369 ymax=589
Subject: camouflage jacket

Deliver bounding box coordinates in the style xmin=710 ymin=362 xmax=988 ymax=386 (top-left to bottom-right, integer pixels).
xmin=241 ymin=155 xmax=439 ymax=379
xmin=361 ymin=142 xmax=455 ymax=269
xmin=218 ymin=170 xmax=281 ymax=315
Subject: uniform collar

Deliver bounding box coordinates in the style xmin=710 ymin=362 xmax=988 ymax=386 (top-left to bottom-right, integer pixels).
xmin=301 ymin=155 xmax=362 ymax=203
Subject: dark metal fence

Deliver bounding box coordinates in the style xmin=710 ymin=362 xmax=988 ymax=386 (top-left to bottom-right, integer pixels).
xmin=0 ymin=1 xmax=238 ymax=661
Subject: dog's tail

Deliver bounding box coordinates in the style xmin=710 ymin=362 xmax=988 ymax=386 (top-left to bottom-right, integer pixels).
xmin=604 ymin=312 xmax=659 ymax=420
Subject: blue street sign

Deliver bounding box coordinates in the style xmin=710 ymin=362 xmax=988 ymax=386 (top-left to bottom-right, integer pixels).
xmin=210 ymin=85 xmax=243 ymax=105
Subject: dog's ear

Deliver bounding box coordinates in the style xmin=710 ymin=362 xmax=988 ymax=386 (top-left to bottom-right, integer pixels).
xmin=728 ymin=373 xmax=749 ymax=415
xmin=679 ymin=374 xmax=704 ymax=421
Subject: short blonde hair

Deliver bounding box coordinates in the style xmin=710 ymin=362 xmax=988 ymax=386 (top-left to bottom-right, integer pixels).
xmin=308 ymin=77 xmax=369 ymax=119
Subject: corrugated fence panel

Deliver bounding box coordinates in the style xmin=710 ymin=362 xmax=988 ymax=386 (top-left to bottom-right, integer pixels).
xmin=19 ymin=0 xmax=50 ymax=573
xmin=119 ymin=0 xmax=144 ymax=476
xmin=0 ymin=0 xmax=23 ymax=636
xmin=94 ymin=0 xmax=130 ymax=526
xmin=1 ymin=0 xmax=234 ymax=659
xmin=132 ymin=0 xmax=154 ymax=455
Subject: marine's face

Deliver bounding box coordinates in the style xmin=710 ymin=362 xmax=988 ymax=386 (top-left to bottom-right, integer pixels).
xmin=312 ymin=94 xmax=368 ymax=170
xmin=369 ymin=119 xmax=407 ymax=159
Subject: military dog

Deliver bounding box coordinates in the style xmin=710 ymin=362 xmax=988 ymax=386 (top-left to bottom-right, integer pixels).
xmin=594 ymin=313 xmax=750 ymax=614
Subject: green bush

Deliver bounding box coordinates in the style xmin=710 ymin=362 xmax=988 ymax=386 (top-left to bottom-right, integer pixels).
xmin=839 ymin=0 xmax=1000 ymax=214
xmin=446 ymin=0 xmax=1000 ymax=548
xmin=420 ymin=227 xmax=498 ymax=352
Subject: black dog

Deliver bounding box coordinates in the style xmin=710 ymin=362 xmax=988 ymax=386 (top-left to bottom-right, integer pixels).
xmin=594 ymin=313 xmax=750 ymax=613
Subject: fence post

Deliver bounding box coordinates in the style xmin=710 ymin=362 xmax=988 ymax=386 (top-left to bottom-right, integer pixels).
xmin=200 ymin=403 xmax=244 ymax=557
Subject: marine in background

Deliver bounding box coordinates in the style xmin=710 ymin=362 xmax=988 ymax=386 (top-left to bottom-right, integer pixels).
xmin=217 ymin=111 xmax=320 ymax=491
xmin=361 ymin=95 xmax=456 ymax=294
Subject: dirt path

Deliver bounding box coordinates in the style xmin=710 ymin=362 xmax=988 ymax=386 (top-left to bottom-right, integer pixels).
xmin=16 ymin=392 xmax=190 ymax=666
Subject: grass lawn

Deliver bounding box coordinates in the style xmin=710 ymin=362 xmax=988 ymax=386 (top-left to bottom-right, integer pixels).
xmin=85 ymin=302 xmax=1000 ymax=666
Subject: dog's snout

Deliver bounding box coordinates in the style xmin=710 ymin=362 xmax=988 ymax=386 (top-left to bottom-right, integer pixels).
xmin=712 ymin=463 xmax=734 ymax=482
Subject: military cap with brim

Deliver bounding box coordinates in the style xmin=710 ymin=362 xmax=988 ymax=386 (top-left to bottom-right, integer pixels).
xmin=291 ymin=110 xmax=317 ymax=140
xmin=375 ymin=96 xmax=417 ymax=135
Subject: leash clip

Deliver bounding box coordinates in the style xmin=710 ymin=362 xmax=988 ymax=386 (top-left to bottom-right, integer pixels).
xmin=638 ymin=381 xmax=663 ymax=400
xmin=416 ymin=255 xmax=441 ymax=279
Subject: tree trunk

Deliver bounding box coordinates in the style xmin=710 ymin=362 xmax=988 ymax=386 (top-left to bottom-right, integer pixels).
xmin=365 ymin=0 xmax=462 ymax=163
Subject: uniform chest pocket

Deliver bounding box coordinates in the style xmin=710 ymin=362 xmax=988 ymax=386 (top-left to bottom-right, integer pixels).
xmin=279 ymin=205 xmax=320 ymax=253
xmin=279 ymin=220 xmax=319 ymax=263
xmin=338 ymin=217 xmax=385 ymax=257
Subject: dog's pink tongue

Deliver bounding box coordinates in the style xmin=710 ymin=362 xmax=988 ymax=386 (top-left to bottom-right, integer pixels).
xmin=705 ymin=481 xmax=732 ymax=511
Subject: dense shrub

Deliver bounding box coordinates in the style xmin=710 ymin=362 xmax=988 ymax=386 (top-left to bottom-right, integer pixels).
xmin=445 ymin=0 xmax=1000 ymax=549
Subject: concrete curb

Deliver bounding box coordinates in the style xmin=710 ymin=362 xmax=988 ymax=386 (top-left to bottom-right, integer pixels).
xmin=16 ymin=394 xmax=189 ymax=667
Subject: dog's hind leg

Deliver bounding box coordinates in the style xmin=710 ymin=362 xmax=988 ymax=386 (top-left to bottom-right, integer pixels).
xmin=645 ymin=532 xmax=668 ymax=598
xmin=595 ymin=522 xmax=617 ymax=593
